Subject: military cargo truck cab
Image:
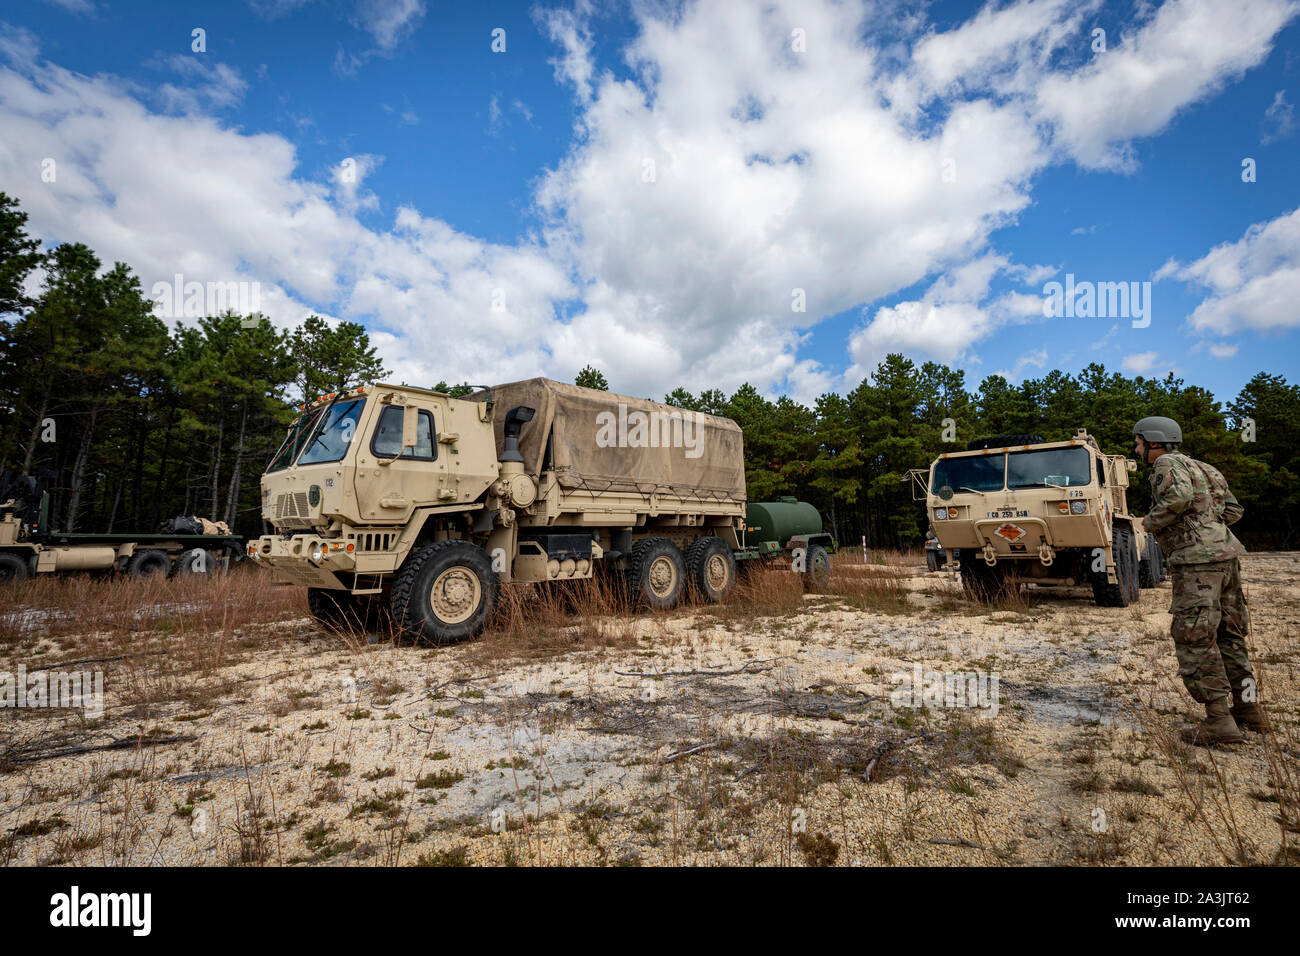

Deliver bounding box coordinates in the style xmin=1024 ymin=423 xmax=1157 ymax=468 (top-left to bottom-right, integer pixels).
xmin=914 ymin=430 xmax=1164 ymax=607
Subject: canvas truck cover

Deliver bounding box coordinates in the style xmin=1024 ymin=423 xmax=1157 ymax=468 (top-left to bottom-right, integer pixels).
xmin=469 ymin=379 xmax=746 ymax=503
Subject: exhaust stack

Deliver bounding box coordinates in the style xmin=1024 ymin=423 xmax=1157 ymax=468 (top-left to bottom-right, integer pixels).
xmin=500 ymin=405 xmax=535 ymax=475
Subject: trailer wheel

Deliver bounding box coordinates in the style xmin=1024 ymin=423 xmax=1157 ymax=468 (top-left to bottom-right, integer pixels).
xmin=802 ymin=543 xmax=831 ymax=592
xmin=0 ymin=553 xmax=30 ymax=584
xmin=686 ymin=537 xmax=736 ymax=603
xmin=127 ymin=549 xmax=171 ymax=579
xmin=175 ymin=547 xmax=212 ymax=575
xmin=627 ymin=538 xmax=686 ymax=610
xmin=1091 ymin=525 xmax=1139 ymax=607
xmin=392 ymin=541 xmax=497 ymax=644
xmin=1138 ymin=536 xmax=1165 ymax=588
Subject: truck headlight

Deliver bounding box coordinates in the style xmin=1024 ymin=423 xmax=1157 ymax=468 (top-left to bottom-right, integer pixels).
xmin=934 ymin=508 xmax=947 ymax=521
xmin=311 ymin=545 xmax=325 ymax=563
xmin=1070 ymin=500 xmax=1087 ymax=515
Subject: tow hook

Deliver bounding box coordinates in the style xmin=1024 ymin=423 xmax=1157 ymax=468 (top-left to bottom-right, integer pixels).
xmin=981 ymin=543 xmax=997 ymax=566
xmin=1038 ymin=543 xmax=1055 ymax=566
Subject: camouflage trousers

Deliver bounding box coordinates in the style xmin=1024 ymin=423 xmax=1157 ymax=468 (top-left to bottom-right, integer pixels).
xmin=1168 ymin=559 xmax=1255 ymax=704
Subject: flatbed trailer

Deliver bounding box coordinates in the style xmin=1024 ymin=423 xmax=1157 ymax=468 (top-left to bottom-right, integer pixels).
xmin=0 ymin=493 xmax=243 ymax=582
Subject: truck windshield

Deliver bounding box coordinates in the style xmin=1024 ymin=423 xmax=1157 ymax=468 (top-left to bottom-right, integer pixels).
xmin=1007 ymin=446 xmax=1092 ymax=488
xmin=297 ymin=399 xmax=365 ymax=465
xmin=267 ymin=408 xmax=323 ymax=473
xmin=932 ymin=454 xmax=1006 ymax=495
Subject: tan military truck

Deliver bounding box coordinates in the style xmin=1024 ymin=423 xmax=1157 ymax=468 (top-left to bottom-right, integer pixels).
xmin=913 ymin=430 xmax=1164 ymax=607
xmin=252 ymin=379 xmax=773 ymax=642
xmin=0 ymin=478 xmax=243 ymax=582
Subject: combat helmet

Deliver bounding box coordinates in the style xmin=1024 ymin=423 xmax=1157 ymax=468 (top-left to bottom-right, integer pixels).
xmin=1133 ymin=416 xmax=1182 ymax=461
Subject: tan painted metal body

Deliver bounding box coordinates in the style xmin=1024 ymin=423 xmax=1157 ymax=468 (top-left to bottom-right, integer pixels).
xmin=920 ymin=429 xmax=1148 ymax=588
xmin=254 ymin=381 xmax=747 ymax=593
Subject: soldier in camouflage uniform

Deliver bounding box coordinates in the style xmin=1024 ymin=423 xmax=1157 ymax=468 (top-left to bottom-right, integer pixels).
xmin=1133 ymin=417 xmax=1266 ymax=746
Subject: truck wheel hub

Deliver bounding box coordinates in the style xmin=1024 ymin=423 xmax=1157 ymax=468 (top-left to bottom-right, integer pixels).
xmin=705 ymin=554 xmax=728 ymax=591
xmin=648 ymin=557 xmax=677 ymax=596
xmin=431 ymin=568 xmax=480 ymax=624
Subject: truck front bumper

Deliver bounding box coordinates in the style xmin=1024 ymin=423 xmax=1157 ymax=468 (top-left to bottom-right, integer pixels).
xmin=250 ymin=534 xmax=356 ymax=588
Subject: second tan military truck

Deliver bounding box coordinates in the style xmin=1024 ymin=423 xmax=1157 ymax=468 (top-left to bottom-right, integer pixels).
xmin=253 ymin=379 xmax=826 ymax=642
xmin=914 ymin=430 xmax=1164 ymax=607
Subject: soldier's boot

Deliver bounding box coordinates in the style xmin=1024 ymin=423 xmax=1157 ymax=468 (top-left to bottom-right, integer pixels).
xmin=1180 ymin=697 xmax=1244 ymax=747
xmin=1230 ymin=693 xmax=1269 ymax=733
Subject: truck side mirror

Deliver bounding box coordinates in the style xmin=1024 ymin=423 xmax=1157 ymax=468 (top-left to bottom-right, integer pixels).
xmin=402 ymin=404 xmax=419 ymax=449
xmin=1126 ymin=460 xmax=1137 ymax=473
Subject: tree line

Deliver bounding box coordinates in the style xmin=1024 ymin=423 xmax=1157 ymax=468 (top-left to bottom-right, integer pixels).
xmin=662 ymin=359 xmax=1300 ymax=551
xmin=0 ymin=192 xmax=387 ymax=536
xmin=2 ymin=191 xmax=1296 ymax=548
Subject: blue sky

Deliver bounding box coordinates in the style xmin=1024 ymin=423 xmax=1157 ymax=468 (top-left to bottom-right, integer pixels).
xmin=1 ymin=0 xmax=1297 ymax=406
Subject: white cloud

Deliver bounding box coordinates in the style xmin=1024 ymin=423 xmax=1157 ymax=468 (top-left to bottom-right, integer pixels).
xmin=846 ymin=256 xmax=1047 ymax=381
xmin=1262 ymin=89 xmax=1296 ymax=143
xmin=992 ymin=347 xmax=1049 ymax=383
xmin=153 ymin=56 xmax=248 ymax=113
xmin=1122 ymin=350 xmax=1161 ymax=374
xmin=1208 ymin=342 xmax=1239 ymax=358
xmin=0 ymin=46 xmax=570 ymax=390
xmin=1034 ymin=0 xmax=1299 ymax=169
xmin=1159 ymin=207 xmax=1300 ymax=334
xmin=352 ymin=0 xmax=425 ymax=51
xmin=2 ymin=0 xmax=1295 ymax=404
xmin=536 ymin=2 xmax=596 ymax=103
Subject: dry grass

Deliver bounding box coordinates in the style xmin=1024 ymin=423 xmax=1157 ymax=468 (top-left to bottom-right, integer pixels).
xmin=0 ymin=567 xmax=305 ymax=721
xmin=4 ymin=548 xmax=1293 ymax=868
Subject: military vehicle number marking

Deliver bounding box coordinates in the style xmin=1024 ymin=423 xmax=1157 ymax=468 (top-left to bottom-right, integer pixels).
xmin=987 ymin=509 xmax=1029 ymax=518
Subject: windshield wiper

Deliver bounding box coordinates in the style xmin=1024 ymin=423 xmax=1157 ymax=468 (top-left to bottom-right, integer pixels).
xmin=957 ymin=486 xmax=990 ymax=497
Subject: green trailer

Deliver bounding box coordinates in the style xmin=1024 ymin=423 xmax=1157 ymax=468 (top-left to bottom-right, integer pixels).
xmin=738 ymin=497 xmax=836 ymax=590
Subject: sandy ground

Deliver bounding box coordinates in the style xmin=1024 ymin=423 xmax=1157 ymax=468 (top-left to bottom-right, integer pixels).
xmin=2 ymin=553 xmax=1297 ymax=866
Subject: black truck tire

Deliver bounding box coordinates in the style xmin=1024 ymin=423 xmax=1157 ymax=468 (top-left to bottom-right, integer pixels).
xmin=1139 ymin=536 xmax=1165 ymax=588
xmin=391 ymin=541 xmax=498 ymax=644
xmin=802 ymin=543 xmax=831 ymax=592
xmin=686 ymin=537 xmax=736 ymax=603
xmin=1092 ymin=525 xmax=1139 ymax=607
xmin=627 ymin=538 xmax=686 ymax=610
xmin=308 ymin=587 xmax=378 ymax=631
xmin=957 ymin=550 xmax=1005 ymax=604
xmin=127 ymin=549 xmax=171 ymax=579
xmin=175 ymin=547 xmax=212 ymax=575
xmin=0 ymin=552 xmax=30 ymax=583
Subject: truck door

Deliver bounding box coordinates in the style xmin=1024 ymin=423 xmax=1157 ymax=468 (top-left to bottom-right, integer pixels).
xmin=355 ymin=400 xmax=444 ymax=522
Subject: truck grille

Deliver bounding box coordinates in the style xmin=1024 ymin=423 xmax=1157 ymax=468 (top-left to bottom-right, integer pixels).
xmin=357 ymin=532 xmax=394 ymax=552
xmin=275 ymin=492 xmax=310 ymax=520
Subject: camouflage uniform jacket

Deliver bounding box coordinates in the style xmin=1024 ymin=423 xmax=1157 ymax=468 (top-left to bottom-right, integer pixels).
xmin=1144 ymin=452 xmax=1246 ymax=565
